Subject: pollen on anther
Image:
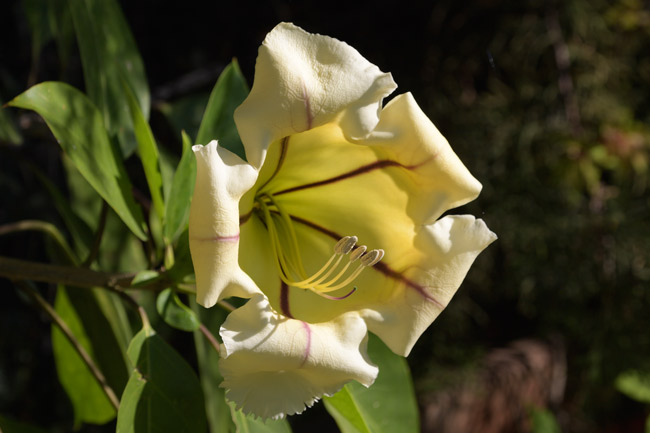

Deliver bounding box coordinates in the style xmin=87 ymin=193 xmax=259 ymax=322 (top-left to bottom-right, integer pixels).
xmin=360 ymin=249 xmax=384 ymax=267
xmin=349 ymin=246 xmax=367 ymax=262
xmin=334 ymin=236 xmax=358 ymax=255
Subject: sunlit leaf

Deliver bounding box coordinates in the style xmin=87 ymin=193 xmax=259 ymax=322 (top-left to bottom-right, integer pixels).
xmin=616 ymin=369 xmax=650 ymax=404
xmin=68 ymin=0 xmax=149 ymax=156
xmin=156 ymin=288 xmax=200 ymax=332
xmin=163 ymin=131 xmax=196 ymax=244
xmin=52 ymin=286 xmax=117 ymax=427
xmin=8 ymin=82 xmax=148 ymax=240
xmin=116 ymin=326 xmax=207 ymax=433
xmin=229 ymin=402 xmax=292 ymax=433
xmin=324 ymin=333 xmax=419 ymax=433
xmin=196 ymin=61 xmax=248 ymax=160
xmin=124 ymin=81 xmax=165 ymax=221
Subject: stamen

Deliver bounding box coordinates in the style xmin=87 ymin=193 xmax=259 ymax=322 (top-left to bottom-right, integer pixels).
xmin=360 ymin=249 xmax=385 ymax=267
xmin=254 ymin=193 xmax=385 ymax=300
xmin=349 ymin=246 xmax=367 ymax=262
xmin=335 ymin=236 xmax=358 ymax=254
xmin=307 ymin=286 xmax=357 ymax=300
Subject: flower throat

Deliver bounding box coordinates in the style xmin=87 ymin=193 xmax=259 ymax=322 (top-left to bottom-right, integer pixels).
xmin=254 ymin=192 xmax=384 ymax=300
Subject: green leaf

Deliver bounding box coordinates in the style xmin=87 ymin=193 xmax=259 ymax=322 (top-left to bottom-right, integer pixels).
xmin=124 ymin=81 xmax=165 ymax=221
xmin=22 ymin=0 xmax=55 ymax=69
xmin=163 ymin=131 xmax=197 ymax=244
xmin=196 ymin=61 xmax=249 ymax=160
xmin=8 ymin=82 xmax=148 ymax=240
xmin=616 ymin=369 xmax=650 ymax=404
xmin=191 ymin=299 xmax=234 ymax=433
xmin=156 ymin=288 xmax=200 ymax=332
xmin=530 ymin=407 xmax=561 ymax=433
xmin=229 ymin=402 xmax=292 ymax=433
xmin=323 ymin=333 xmax=419 ymax=433
xmin=131 ymin=270 xmax=160 ymax=287
xmin=0 ymin=104 xmax=22 ymax=145
xmin=51 ymin=286 xmax=117 ymax=427
xmin=116 ymin=327 xmax=207 ymax=433
xmin=0 ymin=414 xmax=48 ymax=433
xmin=68 ymin=0 xmax=149 ymax=156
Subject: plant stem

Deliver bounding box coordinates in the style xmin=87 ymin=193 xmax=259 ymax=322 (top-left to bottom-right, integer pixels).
xmin=199 ymin=323 xmax=221 ymax=353
xmin=217 ymin=300 xmax=236 ymax=312
xmin=0 ymin=220 xmax=78 ymax=265
xmin=82 ymin=201 xmax=109 ymax=267
xmin=0 ymin=256 xmax=169 ymax=292
xmin=19 ymin=281 xmax=120 ymax=411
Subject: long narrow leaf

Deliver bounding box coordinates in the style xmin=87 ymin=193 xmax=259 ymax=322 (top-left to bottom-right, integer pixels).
xmin=68 ymin=0 xmax=149 ymax=156
xmin=196 ymin=61 xmax=248 ymax=160
xmin=8 ymin=82 xmax=148 ymax=240
xmin=123 ymin=81 xmax=166 ymax=221
xmin=163 ymin=131 xmax=196 ymax=244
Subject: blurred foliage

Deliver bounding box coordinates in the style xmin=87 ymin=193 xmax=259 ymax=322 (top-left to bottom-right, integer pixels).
xmin=1 ymin=0 xmax=649 ymax=432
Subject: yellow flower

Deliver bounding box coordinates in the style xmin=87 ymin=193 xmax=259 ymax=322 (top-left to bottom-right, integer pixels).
xmin=189 ymin=22 xmax=496 ymax=419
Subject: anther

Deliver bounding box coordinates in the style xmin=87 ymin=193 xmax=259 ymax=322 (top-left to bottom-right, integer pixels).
xmin=334 ymin=235 xmax=358 ymax=255
xmin=349 ymin=246 xmax=367 ymax=262
xmin=360 ymin=249 xmax=384 ymax=267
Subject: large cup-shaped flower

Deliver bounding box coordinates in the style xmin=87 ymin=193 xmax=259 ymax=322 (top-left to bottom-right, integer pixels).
xmin=189 ymin=22 xmax=496 ymax=419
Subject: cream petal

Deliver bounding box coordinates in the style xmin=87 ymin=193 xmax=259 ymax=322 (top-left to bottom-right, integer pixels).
xmin=235 ymin=22 xmax=397 ymax=168
xmin=362 ymin=92 xmax=483 ymax=224
xmin=189 ymin=141 xmax=262 ymax=307
xmin=361 ymin=215 xmax=497 ymax=356
xmin=219 ymin=294 xmax=378 ymax=420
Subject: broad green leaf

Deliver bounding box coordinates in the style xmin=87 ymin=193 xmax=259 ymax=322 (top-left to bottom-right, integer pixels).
xmin=196 ymin=61 xmax=249 ymax=160
xmin=124 ymin=81 xmax=165 ymax=221
xmin=163 ymin=131 xmax=196 ymax=244
xmin=116 ymin=326 xmax=207 ymax=433
xmin=8 ymin=82 xmax=148 ymax=240
xmin=323 ymin=333 xmax=419 ymax=433
xmin=229 ymin=402 xmax=292 ymax=433
xmin=68 ymin=0 xmax=149 ymax=156
xmin=191 ymin=299 xmax=234 ymax=433
xmin=156 ymin=288 xmax=200 ymax=332
xmin=52 ymin=286 xmax=117 ymax=427
xmin=0 ymin=414 xmax=48 ymax=433
xmin=616 ymin=369 xmax=650 ymax=404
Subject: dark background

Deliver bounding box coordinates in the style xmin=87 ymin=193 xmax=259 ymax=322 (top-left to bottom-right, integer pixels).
xmin=1 ymin=0 xmax=650 ymax=432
